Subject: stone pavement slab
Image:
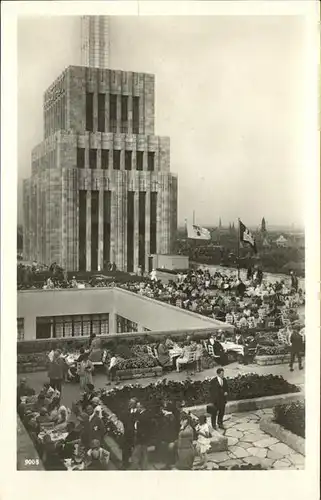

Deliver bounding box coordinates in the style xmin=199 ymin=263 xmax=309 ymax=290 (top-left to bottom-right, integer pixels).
xmin=238 ymin=441 xmax=253 ymax=450
xmin=269 ymin=442 xmax=294 ymax=456
xmin=229 ymin=446 xmax=250 ymax=458
xmin=273 ymin=458 xmax=292 ymax=468
xmin=253 ymin=437 xmax=279 ymax=448
xmin=225 ymin=428 xmax=243 ymax=438
xmin=247 ymin=447 xmax=267 ymax=458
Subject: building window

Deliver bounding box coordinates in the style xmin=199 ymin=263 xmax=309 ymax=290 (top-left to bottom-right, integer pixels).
xmin=113 ymin=150 xmax=120 ymax=170
xmin=36 ymin=317 xmax=54 ymax=339
xmin=91 ymin=190 xmax=99 ymax=271
xmin=139 ymin=192 xmax=146 ymax=270
xmin=89 ymin=149 xmax=97 ymax=169
xmin=36 ymin=314 xmax=109 ymax=339
xmin=121 ymin=95 xmax=128 ymax=133
xmin=101 ymin=149 xmax=109 ymax=170
xmin=116 ymin=315 xmax=138 ymax=333
xmin=86 ymin=92 xmax=94 ymax=132
xmin=77 ymin=148 xmax=85 ymax=169
xmin=125 ymin=151 xmax=132 ymax=171
xmin=148 ymin=152 xmax=155 ymax=172
xmin=98 ymin=93 xmax=105 ymax=132
xmin=17 ymin=318 xmax=24 ymax=341
xmin=127 ymin=192 xmax=134 ymax=272
xmin=150 ymin=191 xmax=157 ymax=254
xmin=136 ymin=151 xmax=143 ymax=171
xmin=109 ymin=94 xmax=117 ymax=133
xmin=103 ymin=191 xmax=111 ymax=268
xmin=133 ymin=96 xmax=139 ymax=134
xmin=79 ymin=190 xmax=87 ymax=271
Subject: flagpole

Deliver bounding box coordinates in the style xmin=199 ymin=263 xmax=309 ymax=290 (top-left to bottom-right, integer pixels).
xmin=237 ymin=218 xmax=240 ymax=279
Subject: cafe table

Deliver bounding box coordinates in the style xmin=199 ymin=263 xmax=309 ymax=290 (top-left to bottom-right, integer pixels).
xmin=38 ymin=429 xmax=68 ymax=443
xmin=220 ymin=341 xmax=244 ymax=356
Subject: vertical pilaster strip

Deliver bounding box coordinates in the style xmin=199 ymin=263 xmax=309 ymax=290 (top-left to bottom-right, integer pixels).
xmin=145 ymin=177 xmax=151 ymax=272
xmin=133 ymin=190 xmax=139 ymax=273
xmin=86 ymin=189 xmax=91 ymax=271
xmin=98 ymin=182 xmax=104 ymax=270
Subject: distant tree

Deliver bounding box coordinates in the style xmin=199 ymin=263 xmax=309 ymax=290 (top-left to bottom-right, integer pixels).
xmin=219 ymin=217 xmax=222 ymax=229
xmin=261 ymin=217 xmax=266 ymax=233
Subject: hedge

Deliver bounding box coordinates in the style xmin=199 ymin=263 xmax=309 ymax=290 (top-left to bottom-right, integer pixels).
xmin=273 ymin=400 xmax=305 ymax=438
xmin=97 ymin=374 xmax=299 ymax=445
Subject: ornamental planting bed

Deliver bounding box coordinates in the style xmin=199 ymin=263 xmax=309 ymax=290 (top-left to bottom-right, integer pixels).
xmin=260 ymin=401 xmax=305 ymax=456
xmin=254 ymin=332 xmax=305 ymax=366
xmin=98 ymin=374 xmax=300 ymax=448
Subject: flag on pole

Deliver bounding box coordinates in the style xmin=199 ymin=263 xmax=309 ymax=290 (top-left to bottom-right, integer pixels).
xmin=239 ymin=220 xmax=257 ymax=253
xmin=187 ymin=223 xmax=211 ymax=240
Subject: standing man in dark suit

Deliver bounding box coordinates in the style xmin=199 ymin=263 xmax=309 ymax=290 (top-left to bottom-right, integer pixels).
xmin=209 ymin=368 xmax=228 ymax=430
xmin=121 ymin=398 xmax=138 ymax=469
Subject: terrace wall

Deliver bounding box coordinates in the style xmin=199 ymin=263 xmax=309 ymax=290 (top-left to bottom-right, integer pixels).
xmin=17 ymin=287 xmax=233 ymax=340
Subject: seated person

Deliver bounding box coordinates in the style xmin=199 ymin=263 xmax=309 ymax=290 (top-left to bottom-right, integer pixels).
xmin=176 ymin=344 xmax=193 ymax=373
xmin=157 ymin=342 xmax=172 ymax=370
xmin=85 ymin=439 xmax=110 ymax=470
xmin=207 ymin=334 xmax=216 ymax=348
xmin=52 ymin=405 xmax=70 ymax=431
xmin=234 ymin=331 xmax=244 ymax=345
xmin=42 ymin=434 xmax=66 ymax=471
xmin=36 ymin=407 xmax=54 ymax=428
xmin=17 ymin=378 xmax=35 ymax=406
xmin=80 ymin=383 xmax=98 ymax=409
xmin=91 ymin=397 xmax=104 ymax=419
xmin=60 ymin=422 xmax=80 ymax=458
xmin=213 ymin=339 xmax=228 ymax=366
xmin=218 ymin=330 xmax=226 ymax=342
xmin=165 ymin=337 xmax=175 ymax=349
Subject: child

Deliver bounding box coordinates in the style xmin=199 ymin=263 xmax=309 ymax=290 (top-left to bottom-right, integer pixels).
xmin=195 ymin=342 xmax=203 ymax=372
xmin=196 ymin=415 xmax=212 ymax=468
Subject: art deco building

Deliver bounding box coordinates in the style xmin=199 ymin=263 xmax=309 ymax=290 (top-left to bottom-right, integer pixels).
xmin=23 ymin=63 xmax=178 ymax=272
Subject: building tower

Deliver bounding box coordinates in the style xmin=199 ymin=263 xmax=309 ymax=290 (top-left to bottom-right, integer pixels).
xmin=81 ymin=16 xmax=110 ymax=68
xmin=23 ymin=19 xmax=178 ymax=273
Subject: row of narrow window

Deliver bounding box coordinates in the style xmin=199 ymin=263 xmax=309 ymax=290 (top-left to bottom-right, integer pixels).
xmin=86 ymin=92 xmax=140 ymax=133
xmin=77 ymin=148 xmax=155 ymax=171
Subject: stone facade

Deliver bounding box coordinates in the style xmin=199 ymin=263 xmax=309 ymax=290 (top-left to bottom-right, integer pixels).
xmin=23 ymin=66 xmax=178 ymax=271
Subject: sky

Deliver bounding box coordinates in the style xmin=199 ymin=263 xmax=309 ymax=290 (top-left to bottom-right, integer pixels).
xmin=18 ymin=15 xmax=306 ymax=228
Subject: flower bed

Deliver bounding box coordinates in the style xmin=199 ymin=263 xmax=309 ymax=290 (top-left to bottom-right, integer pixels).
xmin=17 ymin=352 xmax=48 ymax=373
xmin=115 ymin=366 xmax=163 ymax=380
xmin=99 ymin=374 xmax=299 ymax=444
xmin=256 ymin=344 xmax=289 ymax=356
xmin=273 ymin=400 xmax=305 ymax=438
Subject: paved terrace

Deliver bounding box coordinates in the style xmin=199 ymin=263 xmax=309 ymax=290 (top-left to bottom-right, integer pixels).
xmin=19 ymin=363 xmax=305 ymax=471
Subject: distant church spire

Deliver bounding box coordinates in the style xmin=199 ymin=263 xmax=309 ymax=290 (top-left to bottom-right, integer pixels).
xmin=81 ymin=16 xmax=110 ymax=68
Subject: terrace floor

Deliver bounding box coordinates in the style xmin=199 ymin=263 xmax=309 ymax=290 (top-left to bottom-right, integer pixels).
xmin=188 ymin=410 xmax=304 ymax=470
xmin=20 ymin=361 xmax=305 ymax=411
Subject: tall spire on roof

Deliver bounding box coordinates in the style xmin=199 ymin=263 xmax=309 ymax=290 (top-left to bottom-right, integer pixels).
xmin=81 ymin=16 xmax=110 ymax=68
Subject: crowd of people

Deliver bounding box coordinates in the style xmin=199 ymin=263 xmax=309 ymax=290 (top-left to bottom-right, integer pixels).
xmin=17 ymin=262 xmax=305 ymax=469
xmin=18 ymin=365 xmax=233 ymax=471
xmin=121 ymin=267 xmax=304 ymax=333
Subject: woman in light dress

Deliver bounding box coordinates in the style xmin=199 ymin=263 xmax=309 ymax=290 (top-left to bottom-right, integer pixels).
xmin=195 ymin=415 xmax=212 ymax=468
xmin=78 ymin=353 xmax=94 ymax=393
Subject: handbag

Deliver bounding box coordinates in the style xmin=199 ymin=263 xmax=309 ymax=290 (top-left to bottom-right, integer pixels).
xmin=206 ymin=403 xmax=215 ymax=414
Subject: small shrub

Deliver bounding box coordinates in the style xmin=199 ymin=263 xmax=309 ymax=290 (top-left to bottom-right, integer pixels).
xmin=273 ymin=400 xmax=305 ymax=438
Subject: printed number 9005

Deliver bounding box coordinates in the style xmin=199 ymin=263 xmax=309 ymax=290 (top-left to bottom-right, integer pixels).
xmin=24 ymin=459 xmax=39 ymax=466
